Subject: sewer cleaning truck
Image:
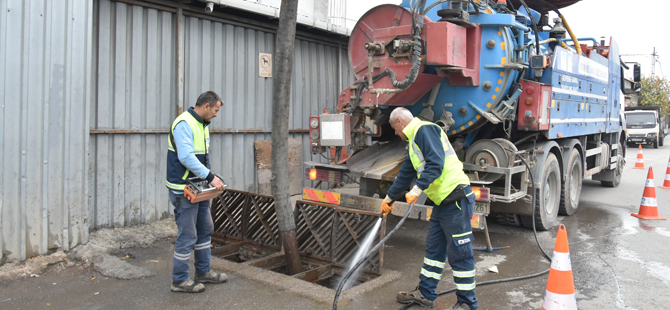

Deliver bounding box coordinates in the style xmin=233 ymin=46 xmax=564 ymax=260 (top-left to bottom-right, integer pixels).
xmin=302 ymin=0 xmax=639 ymax=232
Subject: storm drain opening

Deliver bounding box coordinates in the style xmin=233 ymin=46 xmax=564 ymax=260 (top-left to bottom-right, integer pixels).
xmin=314 ymin=265 xmax=380 ymax=290
xmin=211 ymin=190 xmax=385 ymax=290
xmin=244 ymin=252 xmax=380 ymax=290
xmin=210 ymin=238 xmax=278 ymax=263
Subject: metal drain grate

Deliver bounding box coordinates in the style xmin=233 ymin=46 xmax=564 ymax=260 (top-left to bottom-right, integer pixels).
xmin=212 ymin=191 xmax=385 ymax=274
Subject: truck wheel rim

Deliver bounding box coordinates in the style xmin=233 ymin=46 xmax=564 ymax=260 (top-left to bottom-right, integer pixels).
xmin=569 ymin=163 xmax=580 ymax=202
xmin=544 ymin=170 xmax=559 ymax=215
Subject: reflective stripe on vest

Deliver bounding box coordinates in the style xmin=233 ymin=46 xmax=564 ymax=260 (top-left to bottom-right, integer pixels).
xmin=165 ymin=111 xmax=210 ymax=191
xmin=411 ymin=126 xmax=456 ymax=175
xmin=403 ymin=118 xmax=469 ymax=205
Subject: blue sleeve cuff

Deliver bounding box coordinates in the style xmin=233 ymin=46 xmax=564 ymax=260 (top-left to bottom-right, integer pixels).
xmin=206 ymin=172 xmax=215 ymax=183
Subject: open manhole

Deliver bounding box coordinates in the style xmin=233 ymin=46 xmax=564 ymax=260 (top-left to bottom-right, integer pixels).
xmin=248 ymin=253 xmax=379 ymax=290
xmin=211 ymin=190 xmax=386 ymax=292
xmin=211 ymin=240 xmax=278 ymax=263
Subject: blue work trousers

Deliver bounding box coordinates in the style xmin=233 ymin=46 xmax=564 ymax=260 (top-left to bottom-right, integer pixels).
xmin=418 ymin=185 xmax=478 ymax=309
xmin=169 ymin=191 xmax=214 ymax=282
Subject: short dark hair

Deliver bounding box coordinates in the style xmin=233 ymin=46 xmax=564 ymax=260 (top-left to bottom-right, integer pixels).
xmin=195 ymin=91 xmax=222 ymax=107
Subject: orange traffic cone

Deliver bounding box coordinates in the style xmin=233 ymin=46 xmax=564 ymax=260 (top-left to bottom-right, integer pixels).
xmin=633 ymin=145 xmax=645 ymax=169
xmin=632 ymin=167 xmax=666 ymax=220
xmin=660 ymin=156 xmax=670 ymax=190
xmin=542 ymin=224 xmax=577 ymax=310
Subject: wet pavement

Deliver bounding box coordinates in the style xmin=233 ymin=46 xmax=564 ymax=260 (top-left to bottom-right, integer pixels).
xmin=1 ymin=144 xmax=669 ymax=309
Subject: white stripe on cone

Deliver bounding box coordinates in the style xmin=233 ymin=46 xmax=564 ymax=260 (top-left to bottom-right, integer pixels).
xmin=665 ymin=175 xmax=670 ymax=181
xmin=542 ymin=291 xmax=578 ymax=310
xmin=646 ymin=179 xmax=656 ymax=187
xmin=641 ymin=197 xmax=658 ymax=207
xmin=550 ymin=252 xmax=573 ymax=272
xmin=637 ymin=158 xmax=644 ymax=163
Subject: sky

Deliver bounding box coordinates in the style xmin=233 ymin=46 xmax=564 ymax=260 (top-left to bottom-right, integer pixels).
xmin=345 ymin=0 xmax=667 ymax=79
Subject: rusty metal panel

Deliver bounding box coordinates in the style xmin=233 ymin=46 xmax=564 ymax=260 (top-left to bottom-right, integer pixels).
xmin=245 ymin=193 xmax=280 ymax=248
xmin=213 ymin=193 xmax=384 ymax=274
xmin=211 ymin=189 xmax=280 ymax=250
xmin=296 ymin=201 xmax=336 ymax=261
xmin=332 ymin=208 xmax=385 ymax=274
xmin=212 ymin=189 xmax=248 ymax=241
xmin=0 ymin=0 xmax=93 ymax=261
xmin=254 ymin=139 xmax=303 ymax=195
xmin=295 ymin=200 xmax=385 ymax=274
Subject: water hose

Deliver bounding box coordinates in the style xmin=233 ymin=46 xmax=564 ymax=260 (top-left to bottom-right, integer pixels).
xmin=517 ymin=0 xmax=541 ymax=56
xmin=398 ymin=151 xmax=553 ymax=310
xmin=388 ymin=0 xmax=427 ymax=89
xmin=332 ymin=193 xmax=414 ymax=310
xmin=559 ymin=14 xmax=581 ymax=55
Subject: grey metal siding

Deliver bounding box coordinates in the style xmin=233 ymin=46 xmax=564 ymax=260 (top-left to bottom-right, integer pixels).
xmin=181 ymin=15 xmax=351 ymax=192
xmin=90 ymin=1 xmax=176 ymax=228
xmin=0 ymin=0 xmax=93 ymax=261
xmin=88 ymin=1 xmax=353 ymax=231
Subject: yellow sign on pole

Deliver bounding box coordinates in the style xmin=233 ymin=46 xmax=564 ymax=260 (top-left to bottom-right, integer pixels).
xmin=259 ymin=53 xmax=272 ymax=78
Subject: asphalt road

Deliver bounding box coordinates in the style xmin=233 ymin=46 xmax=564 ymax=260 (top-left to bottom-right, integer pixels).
xmin=1 ymin=144 xmax=669 ymax=310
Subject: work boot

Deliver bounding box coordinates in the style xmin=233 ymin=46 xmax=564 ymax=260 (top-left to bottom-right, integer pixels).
xmin=194 ymin=269 xmax=228 ymax=283
xmin=451 ymin=302 xmax=472 ymax=310
xmin=170 ymin=279 xmax=205 ymax=293
xmin=396 ymin=288 xmax=435 ymax=307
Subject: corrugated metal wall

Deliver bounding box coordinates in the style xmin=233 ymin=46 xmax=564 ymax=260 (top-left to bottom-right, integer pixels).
xmin=89 ymin=0 xmax=354 ymax=229
xmin=0 ymin=1 xmax=93 ymax=261
xmin=89 ymin=1 xmax=177 ymax=228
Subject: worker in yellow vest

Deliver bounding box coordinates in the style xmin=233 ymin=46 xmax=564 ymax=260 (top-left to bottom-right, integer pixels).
xmin=166 ymin=91 xmax=227 ymax=293
xmin=381 ymin=107 xmax=477 ymax=310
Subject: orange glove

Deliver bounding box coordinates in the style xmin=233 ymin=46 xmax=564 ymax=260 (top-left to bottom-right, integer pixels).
xmin=381 ymin=196 xmax=393 ymax=216
xmin=405 ymin=185 xmax=422 ymax=205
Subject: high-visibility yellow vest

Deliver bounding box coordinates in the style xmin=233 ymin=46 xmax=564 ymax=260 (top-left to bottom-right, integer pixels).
xmin=403 ymin=118 xmax=469 ymax=205
xmin=166 ymin=111 xmax=210 ymax=191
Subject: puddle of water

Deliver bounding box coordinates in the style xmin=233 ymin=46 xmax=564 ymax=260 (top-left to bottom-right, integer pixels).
xmin=144 ymin=259 xmax=170 ymax=273
xmin=654 ymin=227 xmax=670 ymax=238
xmin=616 ymin=247 xmax=670 ymax=285
xmin=620 ymin=214 xmax=640 ymax=235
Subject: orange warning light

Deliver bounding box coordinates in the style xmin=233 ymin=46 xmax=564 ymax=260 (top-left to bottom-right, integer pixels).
xmin=308 ymin=169 xmax=317 ymax=180
xmin=472 ymin=187 xmax=481 ymax=200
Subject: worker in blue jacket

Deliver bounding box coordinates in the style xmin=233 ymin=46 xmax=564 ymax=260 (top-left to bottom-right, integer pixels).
xmin=166 ymin=91 xmax=227 ymax=293
xmin=381 ymin=107 xmax=478 ymax=310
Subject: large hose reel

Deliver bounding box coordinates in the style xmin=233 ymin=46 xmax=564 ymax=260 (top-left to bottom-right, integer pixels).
xmin=465 ymin=139 xmax=518 ymax=183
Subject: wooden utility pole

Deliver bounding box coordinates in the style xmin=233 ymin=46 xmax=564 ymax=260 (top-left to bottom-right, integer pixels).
xmin=271 ymin=0 xmax=302 ymax=275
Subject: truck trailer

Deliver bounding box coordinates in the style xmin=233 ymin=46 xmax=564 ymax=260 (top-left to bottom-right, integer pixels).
xmin=302 ymin=0 xmax=639 ymax=233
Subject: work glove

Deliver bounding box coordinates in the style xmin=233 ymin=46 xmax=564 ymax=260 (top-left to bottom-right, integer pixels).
xmin=381 ymin=196 xmax=393 ymax=216
xmin=405 ymin=185 xmax=422 ymax=206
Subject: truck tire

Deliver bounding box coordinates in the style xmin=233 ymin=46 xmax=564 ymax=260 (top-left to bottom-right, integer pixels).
xmin=520 ymin=153 xmax=560 ymax=231
xmin=601 ymin=143 xmax=623 ymax=187
xmin=560 ymin=149 xmax=582 ymax=216
xmin=654 ymin=138 xmax=659 ymax=149
xmin=492 ymin=212 xmax=522 ymax=227
xmin=660 ymin=136 xmax=664 ymax=147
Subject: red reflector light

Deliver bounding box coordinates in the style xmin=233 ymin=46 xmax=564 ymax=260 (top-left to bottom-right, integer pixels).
xmin=305 ymin=168 xmax=342 ymax=183
xmin=471 ymin=186 xmax=490 ymax=202
xmin=472 ymin=187 xmax=481 ymax=200
xmin=526 ymin=87 xmax=534 ymax=94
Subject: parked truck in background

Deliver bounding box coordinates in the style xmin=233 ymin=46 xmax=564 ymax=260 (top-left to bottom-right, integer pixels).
xmin=625 ymin=106 xmax=666 ymax=148
xmin=302 ymin=0 xmax=640 ymax=232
